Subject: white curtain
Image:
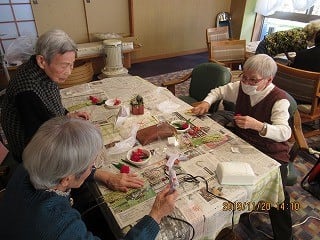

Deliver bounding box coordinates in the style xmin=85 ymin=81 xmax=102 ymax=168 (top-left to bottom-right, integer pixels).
xmin=291 ymin=0 xmax=316 ymax=11
xmin=255 ymin=0 xmax=316 ymax=16
xmin=255 ymin=0 xmax=283 ymax=16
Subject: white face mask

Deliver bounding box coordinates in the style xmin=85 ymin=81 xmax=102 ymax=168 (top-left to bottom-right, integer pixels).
xmin=241 ymin=83 xmax=259 ymax=96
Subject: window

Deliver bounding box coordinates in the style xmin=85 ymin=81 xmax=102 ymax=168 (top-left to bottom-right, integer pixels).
xmin=256 ymin=0 xmax=320 ymax=40
xmin=0 ymin=0 xmax=37 ymax=54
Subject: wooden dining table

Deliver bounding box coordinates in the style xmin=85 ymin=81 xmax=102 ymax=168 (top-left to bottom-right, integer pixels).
xmin=61 ymin=75 xmax=285 ymax=240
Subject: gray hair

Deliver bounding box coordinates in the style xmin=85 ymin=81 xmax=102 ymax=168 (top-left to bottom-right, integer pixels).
xmin=243 ymin=54 xmax=277 ymax=78
xmin=35 ymin=29 xmax=77 ymax=64
xmin=23 ymin=116 xmax=103 ymax=189
xmin=304 ymin=19 xmax=320 ymax=41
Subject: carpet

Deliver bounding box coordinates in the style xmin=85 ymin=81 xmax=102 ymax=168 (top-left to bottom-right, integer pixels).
xmin=129 ymin=52 xmax=208 ymax=78
xmin=145 ymin=69 xmax=192 ymax=97
xmin=145 ymin=70 xmax=320 ymax=240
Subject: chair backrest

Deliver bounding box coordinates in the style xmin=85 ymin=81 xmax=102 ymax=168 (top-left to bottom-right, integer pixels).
xmin=206 ymin=26 xmax=229 ymax=55
xmin=210 ymin=39 xmax=246 ymax=70
xmin=58 ymin=62 xmax=94 ymax=89
xmin=285 ymin=92 xmax=309 ymax=186
xmin=273 ymin=63 xmax=320 ymax=123
xmin=189 ymin=62 xmax=231 ymax=112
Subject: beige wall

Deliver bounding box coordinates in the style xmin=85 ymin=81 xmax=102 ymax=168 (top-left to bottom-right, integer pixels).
xmin=30 ymin=0 xmax=235 ymax=62
xmin=132 ymin=0 xmax=231 ymax=62
xmin=30 ymin=0 xmax=256 ymax=63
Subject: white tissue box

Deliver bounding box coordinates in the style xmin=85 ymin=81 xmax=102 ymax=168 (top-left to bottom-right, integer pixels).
xmin=216 ymin=162 xmax=255 ymax=185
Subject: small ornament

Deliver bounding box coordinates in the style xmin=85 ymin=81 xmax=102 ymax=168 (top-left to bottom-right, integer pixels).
xmin=130 ymin=94 xmax=144 ymax=115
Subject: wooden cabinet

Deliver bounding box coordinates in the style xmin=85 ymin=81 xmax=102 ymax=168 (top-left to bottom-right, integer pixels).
xmin=31 ymin=0 xmax=131 ymax=43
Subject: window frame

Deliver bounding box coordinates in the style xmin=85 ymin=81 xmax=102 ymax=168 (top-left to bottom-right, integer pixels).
xmin=252 ymin=2 xmax=320 ymax=41
xmin=0 ymin=1 xmax=36 ymax=54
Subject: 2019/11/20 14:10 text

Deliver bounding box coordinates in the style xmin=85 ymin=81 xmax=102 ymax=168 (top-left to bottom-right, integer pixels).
xmin=222 ymin=201 xmax=301 ymax=211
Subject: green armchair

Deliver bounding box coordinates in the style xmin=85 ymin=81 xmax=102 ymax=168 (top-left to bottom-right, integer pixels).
xmin=161 ymin=62 xmax=232 ymax=112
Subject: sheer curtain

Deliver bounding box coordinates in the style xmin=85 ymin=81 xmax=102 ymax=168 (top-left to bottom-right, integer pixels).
xmin=255 ymin=0 xmax=316 ymax=16
xmin=291 ymin=0 xmax=316 ymax=11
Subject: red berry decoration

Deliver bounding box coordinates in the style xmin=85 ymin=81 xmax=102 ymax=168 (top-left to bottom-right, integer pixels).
xmin=130 ymin=148 xmax=149 ymax=162
xmin=181 ymin=122 xmax=189 ymax=129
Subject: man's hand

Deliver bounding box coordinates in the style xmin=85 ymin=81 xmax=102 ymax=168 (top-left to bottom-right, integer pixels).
xmin=94 ymin=169 xmax=144 ymax=192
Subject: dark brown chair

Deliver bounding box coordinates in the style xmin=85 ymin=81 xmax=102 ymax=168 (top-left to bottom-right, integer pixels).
xmin=273 ymin=63 xmax=320 ymax=138
xmin=283 ymin=93 xmax=308 ymax=186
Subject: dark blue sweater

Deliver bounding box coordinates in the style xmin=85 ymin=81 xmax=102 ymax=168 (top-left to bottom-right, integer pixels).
xmin=0 ymin=165 xmax=160 ymax=240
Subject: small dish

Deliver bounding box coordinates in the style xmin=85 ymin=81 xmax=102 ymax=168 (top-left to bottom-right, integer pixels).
xmin=105 ymin=98 xmax=121 ymax=109
xmin=170 ymin=120 xmax=190 ymax=133
xmin=126 ymin=147 xmax=151 ymax=167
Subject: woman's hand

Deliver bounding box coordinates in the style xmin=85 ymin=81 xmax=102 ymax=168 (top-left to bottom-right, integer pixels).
xmin=191 ymin=101 xmax=211 ymax=115
xmin=94 ymin=169 xmax=144 ymax=192
xmin=234 ymin=115 xmax=264 ymax=132
xmin=67 ymin=111 xmax=90 ymax=120
xmin=149 ymin=185 xmax=179 ymax=224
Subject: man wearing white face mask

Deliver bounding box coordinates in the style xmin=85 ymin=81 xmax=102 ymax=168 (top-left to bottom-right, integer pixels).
xmin=192 ymin=54 xmax=293 ymax=240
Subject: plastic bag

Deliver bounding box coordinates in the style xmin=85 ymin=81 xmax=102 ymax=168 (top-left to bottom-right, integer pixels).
xmin=4 ymin=36 xmax=37 ymax=66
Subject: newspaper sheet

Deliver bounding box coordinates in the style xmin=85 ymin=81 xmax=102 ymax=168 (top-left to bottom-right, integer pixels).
xmin=62 ymin=76 xmax=284 ymax=240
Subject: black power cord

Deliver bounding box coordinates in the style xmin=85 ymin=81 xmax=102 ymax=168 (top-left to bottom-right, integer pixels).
xmin=182 ymin=173 xmax=235 ymax=231
xmin=167 ymin=215 xmax=195 ymax=240
xmin=164 ymin=169 xmax=237 ymax=240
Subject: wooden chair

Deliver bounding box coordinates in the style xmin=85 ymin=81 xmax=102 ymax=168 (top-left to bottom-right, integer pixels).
xmin=286 ymin=93 xmax=320 ymax=188
xmin=58 ymin=62 xmax=94 ymax=89
xmin=206 ymin=26 xmax=229 ymax=58
xmin=285 ymin=93 xmax=308 ymax=186
xmin=273 ymin=63 xmax=320 ymax=138
xmin=209 ymin=39 xmax=246 ymax=70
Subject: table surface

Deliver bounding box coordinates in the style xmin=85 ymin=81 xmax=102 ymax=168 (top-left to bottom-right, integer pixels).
xmin=61 ymin=75 xmax=284 ymax=240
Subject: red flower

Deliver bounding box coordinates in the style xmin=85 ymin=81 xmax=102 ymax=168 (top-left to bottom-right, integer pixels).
xmin=114 ymin=98 xmax=121 ymax=105
xmin=89 ymin=95 xmax=100 ymax=104
xmin=120 ymin=165 xmax=130 ymax=173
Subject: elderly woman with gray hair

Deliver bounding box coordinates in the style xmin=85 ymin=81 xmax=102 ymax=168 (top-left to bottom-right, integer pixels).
xmin=192 ymin=54 xmax=293 ymax=240
xmin=1 ymin=29 xmax=144 ymax=214
xmin=0 ymin=117 xmax=178 ymax=239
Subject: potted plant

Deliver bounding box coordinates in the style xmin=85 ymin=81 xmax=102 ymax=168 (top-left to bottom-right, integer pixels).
xmin=130 ymin=94 xmax=144 ymax=115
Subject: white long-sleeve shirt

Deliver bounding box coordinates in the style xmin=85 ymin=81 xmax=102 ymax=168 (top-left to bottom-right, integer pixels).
xmin=203 ymin=81 xmax=292 ymax=142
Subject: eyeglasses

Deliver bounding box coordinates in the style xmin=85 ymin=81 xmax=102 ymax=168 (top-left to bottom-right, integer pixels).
xmin=239 ymin=73 xmax=264 ymax=85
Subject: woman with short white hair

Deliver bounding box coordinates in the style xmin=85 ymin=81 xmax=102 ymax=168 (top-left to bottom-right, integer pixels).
xmin=0 ymin=117 xmax=178 ymax=239
xmin=192 ymin=54 xmax=293 ymax=240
